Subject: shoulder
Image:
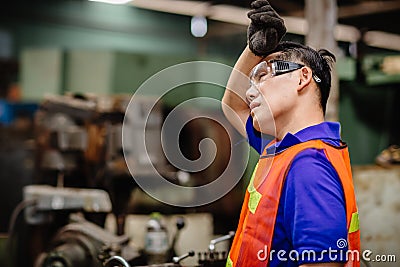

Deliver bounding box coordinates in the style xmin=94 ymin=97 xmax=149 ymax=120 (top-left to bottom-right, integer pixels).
xmin=285 ymin=147 xmax=344 ymax=202
xmin=288 ymin=147 xmax=339 ymax=179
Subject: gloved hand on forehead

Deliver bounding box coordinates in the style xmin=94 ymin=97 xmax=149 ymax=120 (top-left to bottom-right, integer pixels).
xmin=247 ymin=0 xmax=286 ymax=56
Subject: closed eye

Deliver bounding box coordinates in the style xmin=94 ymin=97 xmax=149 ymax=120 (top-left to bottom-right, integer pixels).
xmin=256 ymin=71 xmax=267 ymax=80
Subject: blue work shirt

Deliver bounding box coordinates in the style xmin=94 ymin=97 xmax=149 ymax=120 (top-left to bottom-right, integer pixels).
xmin=246 ymin=117 xmax=348 ymax=266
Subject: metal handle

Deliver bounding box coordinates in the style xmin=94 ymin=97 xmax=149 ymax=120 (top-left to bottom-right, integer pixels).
xmin=172 ymin=250 xmax=195 ymax=264
xmin=208 ymin=231 xmax=235 ymax=252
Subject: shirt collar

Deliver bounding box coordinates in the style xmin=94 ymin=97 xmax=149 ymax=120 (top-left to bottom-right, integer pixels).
xmin=265 ymin=122 xmax=341 ymax=155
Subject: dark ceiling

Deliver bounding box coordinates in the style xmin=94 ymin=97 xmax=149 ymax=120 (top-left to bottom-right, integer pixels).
xmin=187 ymin=0 xmax=400 ymax=35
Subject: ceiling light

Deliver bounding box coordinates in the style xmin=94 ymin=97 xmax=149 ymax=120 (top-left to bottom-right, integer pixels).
xmin=191 ymin=16 xmax=207 ymax=38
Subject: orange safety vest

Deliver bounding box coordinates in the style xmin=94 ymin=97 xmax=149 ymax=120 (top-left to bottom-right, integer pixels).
xmin=227 ymin=140 xmax=360 ymax=267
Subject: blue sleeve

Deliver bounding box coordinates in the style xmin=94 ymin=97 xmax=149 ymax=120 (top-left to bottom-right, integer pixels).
xmin=246 ymin=116 xmax=272 ymax=154
xmin=283 ymin=148 xmax=348 ymax=264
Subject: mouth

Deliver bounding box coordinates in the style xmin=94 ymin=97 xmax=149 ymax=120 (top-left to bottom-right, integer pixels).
xmin=249 ymin=101 xmax=260 ymax=111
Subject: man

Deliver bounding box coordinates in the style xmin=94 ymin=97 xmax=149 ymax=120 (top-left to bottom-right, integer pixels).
xmin=222 ymin=1 xmax=360 ymax=266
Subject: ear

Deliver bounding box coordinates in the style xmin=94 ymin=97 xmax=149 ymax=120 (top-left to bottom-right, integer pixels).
xmin=297 ymin=67 xmax=312 ymax=91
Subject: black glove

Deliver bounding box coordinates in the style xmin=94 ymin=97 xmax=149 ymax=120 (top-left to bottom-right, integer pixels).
xmin=247 ymin=0 xmax=287 ymax=56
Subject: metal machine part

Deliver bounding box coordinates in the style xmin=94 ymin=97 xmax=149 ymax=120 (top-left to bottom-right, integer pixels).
xmin=33 ymin=93 xmax=181 ymax=232
xmin=104 ymin=256 xmax=131 ymax=267
xmin=102 ymin=230 xmax=234 ymax=267
xmin=34 ymin=216 xmax=142 ymax=267
xmin=33 ymin=213 xmax=233 ymax=267
xmin=172 ymin=251 xmax=195 ymax=264
xmin=23 ymin=185 xmax=112 ymax=225
xmin=143 ymin=215 xmax=187 ymax=265
xmin=207 ymin=231 xmax=235 ymax=253
xmin=195 ymin=232 xmax=234 ymax=267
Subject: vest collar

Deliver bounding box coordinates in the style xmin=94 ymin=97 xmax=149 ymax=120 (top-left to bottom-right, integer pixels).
xmin=263 ymin=122 xmax=341 ymax=156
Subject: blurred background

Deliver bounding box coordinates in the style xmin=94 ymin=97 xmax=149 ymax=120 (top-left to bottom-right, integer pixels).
xmin=0 ymin=0 xmax=399 ymax=266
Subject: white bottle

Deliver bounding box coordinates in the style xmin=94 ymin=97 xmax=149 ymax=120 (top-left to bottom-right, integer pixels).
xmin=144 ymin=212 xmax=169 ymax=264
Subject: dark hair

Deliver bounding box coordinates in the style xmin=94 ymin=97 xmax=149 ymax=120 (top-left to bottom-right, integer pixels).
xmin=270 ymin=41 xmax=336 ymax=115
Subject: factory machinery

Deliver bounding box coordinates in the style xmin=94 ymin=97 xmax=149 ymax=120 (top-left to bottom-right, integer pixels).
xmin=33 ymin=212 xmax=234 ymax=267
xmin=5 ymin=93 xmax=235 ymax=267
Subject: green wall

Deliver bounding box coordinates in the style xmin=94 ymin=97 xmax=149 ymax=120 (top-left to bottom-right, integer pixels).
xmin=2 ymin=0 xmax=244 ymax=107
xmin=0 ymin=1 xmax=246 ymax=58
xmin=340 ymin=81 xmax=399 ymax=165
xmin=0 ymin=1 xmax=196 ymax=55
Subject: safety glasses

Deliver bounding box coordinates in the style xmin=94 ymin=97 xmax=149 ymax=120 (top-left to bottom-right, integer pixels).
xmin=250 ymin=59 xmax=321 ymax=87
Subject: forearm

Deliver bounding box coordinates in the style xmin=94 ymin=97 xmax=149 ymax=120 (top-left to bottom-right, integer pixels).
xmin=222 ymin=45 xmax=263 ymax=136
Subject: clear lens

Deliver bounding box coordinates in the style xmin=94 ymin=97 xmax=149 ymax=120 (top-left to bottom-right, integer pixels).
xmin=249 ymin=60 xmax=312 ymax=87
xmin=249 ymin=61 xmax=273 ymax=88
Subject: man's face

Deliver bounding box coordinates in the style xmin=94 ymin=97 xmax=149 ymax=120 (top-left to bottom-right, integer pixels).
xmin=246 ymin=53 xmax=301 ymax=135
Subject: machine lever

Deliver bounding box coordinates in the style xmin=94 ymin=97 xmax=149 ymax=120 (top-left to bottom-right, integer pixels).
xmin=172 ymin=250 xmax=195 ymax=264
xmin=208 ymin=231 xmax=235 ymax=253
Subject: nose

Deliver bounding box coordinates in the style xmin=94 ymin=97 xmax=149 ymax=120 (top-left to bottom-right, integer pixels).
xmin=246 ymin=84 xmax=259 ymax=103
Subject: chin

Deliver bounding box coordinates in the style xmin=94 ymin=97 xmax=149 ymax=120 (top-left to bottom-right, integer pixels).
xmin=252 ymin=116 xmax=276 ymax=136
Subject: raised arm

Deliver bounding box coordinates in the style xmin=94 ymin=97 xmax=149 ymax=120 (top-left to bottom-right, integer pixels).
xmin=222 ymin=0 xmax=286 ymax=137
xmin=222 ymin=46 xmax=263 ymax=137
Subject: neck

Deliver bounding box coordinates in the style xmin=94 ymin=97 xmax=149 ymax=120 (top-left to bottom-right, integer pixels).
xmin=275 ymin=107 xmax=324 ymax=140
